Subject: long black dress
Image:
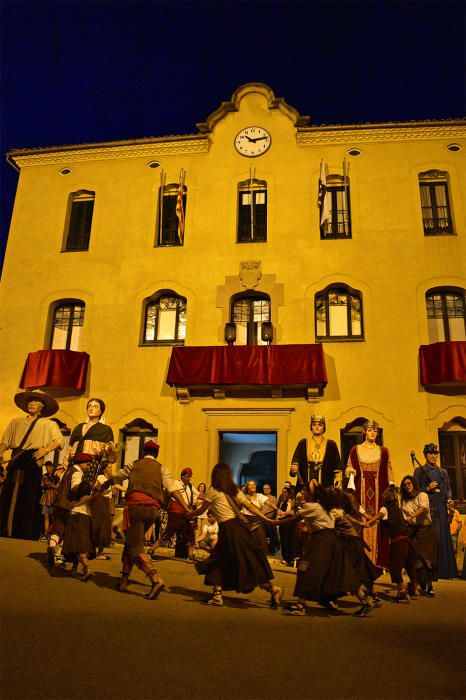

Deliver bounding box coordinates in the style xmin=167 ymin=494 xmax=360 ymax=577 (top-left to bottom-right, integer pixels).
xmin=291 ymin=438 xmax=341 ymax=489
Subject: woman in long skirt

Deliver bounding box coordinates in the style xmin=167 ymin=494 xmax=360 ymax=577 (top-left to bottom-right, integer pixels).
xmin=192 ymin=463 xmax=283 ymax=607
xmin=281 ymin=481 xmax=365 ymax=616
xmin=400 ymin=475 xmax=438 ymax=596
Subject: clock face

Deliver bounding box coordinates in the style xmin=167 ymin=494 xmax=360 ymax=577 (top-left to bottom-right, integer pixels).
xmin=234 ymin=126 xmax=271 ymax=157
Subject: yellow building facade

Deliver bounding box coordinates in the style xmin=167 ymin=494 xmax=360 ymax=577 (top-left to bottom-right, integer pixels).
xmin=1 ymin=83 xmax=465 ymax=494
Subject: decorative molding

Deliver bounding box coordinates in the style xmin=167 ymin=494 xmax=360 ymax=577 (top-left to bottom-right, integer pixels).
xmin=239 ymin=260 xmax=262 ymax=289
xmin=196 ymin=82 xmax=310 ymax=133
xmin=202 ymin=407 xmax=295 ymax=417
xmin=10 ymin=138 xmax=209 ymax=168
xmin=297 ymin=124 xmax=466 ymax=145
xmin=121 ymin=418 xmax=158 ymax=433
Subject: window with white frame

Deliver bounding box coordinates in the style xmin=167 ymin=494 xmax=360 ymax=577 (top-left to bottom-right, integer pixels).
xmin=50 ymin=300 xmax=85 ymax=350
xmin=142 ymin=291 xmax=186 ymax=345
xmin=321 ymin=174 xmax=351 ymax=239
xmin=419 ymin=170 xmax=453 ymax=235
xmin=426 ymin=287 xmax=465 ymax=342
xmin=231 ymin=292 xmax=271 ymax=345
xmin=315 ymin=285 xmax=363 ymax=341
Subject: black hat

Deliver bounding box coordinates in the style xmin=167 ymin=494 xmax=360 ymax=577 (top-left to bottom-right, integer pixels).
xmin=423 ymin=443 xmax=439 ymax=454
xmin=14 ymin=390 xmax=58 ymax=417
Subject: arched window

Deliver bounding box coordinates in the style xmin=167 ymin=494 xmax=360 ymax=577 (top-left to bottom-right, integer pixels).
xmin=64 ymin=190 xmax=95 ymax=251
xmin=156 ymin=181 xmax=187 ymax=247
xmin=142 ymin=291 xmax=186 ymax=345
xmin=237 ymin=178 xmax=267 ymax=242
xmin=315 ymin=285 xmax=363 ymax=341
xmin=50 ymin=300 xmax=85 ymax=350
xmin=419 ymin=170 xmax=453 ymax=235
xmin=426 ymin=287 xmax=465 ymax=342
xmin=231 ymin=292 xmax=271 ymax=345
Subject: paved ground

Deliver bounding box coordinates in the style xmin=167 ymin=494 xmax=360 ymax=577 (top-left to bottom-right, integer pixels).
xmin=1 ymin=538 xmax=464 ymax=700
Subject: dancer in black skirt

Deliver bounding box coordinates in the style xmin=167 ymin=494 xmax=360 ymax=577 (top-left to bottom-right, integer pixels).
xmin=400 ymin=475 xmax=438 ymax=596
xmin=334 ymin=490 xmax=383 ymax=615
xmin=62 ymin=453 xmax=100 ymax=581
xmin=192 ymin=463 xmax=283 ymax=607
xmin=280 ymin=481 xmax=364 ymax=616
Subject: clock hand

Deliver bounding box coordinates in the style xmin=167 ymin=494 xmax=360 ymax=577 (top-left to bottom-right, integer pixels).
xmin=249 ymin=136 xmax=269 ymax=143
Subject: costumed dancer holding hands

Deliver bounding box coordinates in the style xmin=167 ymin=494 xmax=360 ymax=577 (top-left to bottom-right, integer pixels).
xmin=365 ymin=484 xmax=418 ymax=602
xmin=400 ymin=475 xmax=438 ymax=596
xmin=105 ymin=440 xmax=193 ymax=600
xmin=61 ymin=453 xmax=103 ymax=581
xmin=280 ymin=480 xmax=367 ymax=617
xmin=191 ymin=463 xmax=283 ymax=608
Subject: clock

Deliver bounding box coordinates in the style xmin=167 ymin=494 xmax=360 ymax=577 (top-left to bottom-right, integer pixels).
xmin=234 ymin=126 xmax=271 ymax=157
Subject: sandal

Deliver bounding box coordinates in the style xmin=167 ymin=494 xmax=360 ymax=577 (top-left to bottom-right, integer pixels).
xmin=144 ymin=580 xmax=165 ymax=600
xmin=205 ymin=592 xmax=223 ymax=606
xmin=270 ymin=586 xmax=284 ymax=608
xmin=287 ymin=603 xmax=306 ymax=616
xmin=79 ymin=566 xmax=93 ymax=582
xmin=353 ymin=601 xmax=374 ymax=617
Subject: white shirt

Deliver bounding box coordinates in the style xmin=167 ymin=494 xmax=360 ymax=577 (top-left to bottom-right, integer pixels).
xmin=299 ymin=501 xmax=335 ymax=532
xmin=1 ymin=416 xmax=64 ymax=451
xmin=201 ymin=521 xmax=219 ymax=542
xmin=241 ymin=492 xmax=268 ymax=514
xmin=171 ymin=479 xmax=199 ymax=507
xmin=96 ymin=474 xmax=112 ymax=499
xmin=402 ymin=492 xmax=432 ymax=525
xmin=203 ymin=487 xmax=249 ymax=523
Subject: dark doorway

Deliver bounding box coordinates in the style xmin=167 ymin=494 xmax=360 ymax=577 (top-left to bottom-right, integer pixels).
xmin=219 ymin=432 xmax=277 ymax=495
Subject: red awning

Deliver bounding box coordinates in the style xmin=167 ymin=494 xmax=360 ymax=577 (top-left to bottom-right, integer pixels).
xmin=20 ymin=350 xmax=90 ymax=392
xmin=419 ymin=341 xmax=466 ymax=387
xmin=166 ymin=344 xmax=327 ymax=387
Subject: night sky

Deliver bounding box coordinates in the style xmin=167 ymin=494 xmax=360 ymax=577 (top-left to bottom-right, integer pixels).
xmin=1 ymin=0 xmax=465 ymax=272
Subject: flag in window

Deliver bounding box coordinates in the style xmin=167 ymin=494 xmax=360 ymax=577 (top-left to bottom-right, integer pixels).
xmin=176 ymin=169 xmax=185 ymax=244
xmin=318 ymin=160 xmax=330 ymax=232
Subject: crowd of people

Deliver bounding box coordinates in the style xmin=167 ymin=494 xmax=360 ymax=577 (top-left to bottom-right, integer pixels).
xmin=0 ymin=393 xmax=464 ymax=615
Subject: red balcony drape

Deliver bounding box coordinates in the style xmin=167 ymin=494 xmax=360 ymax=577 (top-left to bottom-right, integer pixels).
xmin=419 ymin=341 xmax=466 ymax=386
xmin=20 ymin=350 xmax=90 ymax=391
xmin=166 ymin=344 xmax=327 ymax=386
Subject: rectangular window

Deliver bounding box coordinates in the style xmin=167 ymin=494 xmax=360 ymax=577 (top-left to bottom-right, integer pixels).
xmin=156 ymin=192 xmax=186 ymax=246
xmin=321 ymin=186 xmax=351 ymax=239
xmin=65 ymin=193 xmax=94 ymax=251
xmin=420 ymin=182 xmax=453 ymax=235
xmin=238 ymin=189 xmax=267 ymax=242
xmin=51 ymin=303 xmax=85 ymax=350
xmin=427 ymin=292 xmax=466 ymax=342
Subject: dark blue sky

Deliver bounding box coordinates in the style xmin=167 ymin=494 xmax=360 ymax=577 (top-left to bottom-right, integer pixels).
xmin=1 ymin=0 xmax=465 ymax=271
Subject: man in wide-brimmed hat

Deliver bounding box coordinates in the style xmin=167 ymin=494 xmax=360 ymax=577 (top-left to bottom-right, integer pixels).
xmin=0 ymin=390 xmax=64 ymax=540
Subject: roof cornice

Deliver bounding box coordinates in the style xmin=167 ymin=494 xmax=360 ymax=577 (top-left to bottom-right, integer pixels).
xmin=297 ymin=120 xmax=466 ymax=145
xmin=7 ymin=134 xmax=208 ymax=168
